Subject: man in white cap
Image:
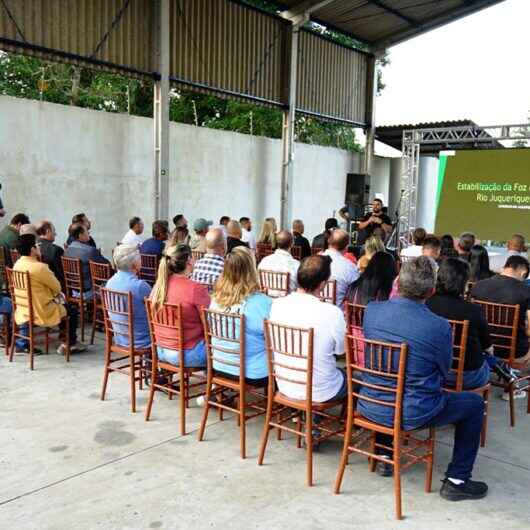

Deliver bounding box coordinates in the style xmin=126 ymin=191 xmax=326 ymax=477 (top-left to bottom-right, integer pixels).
xmin=190 ymin=218 xmax=213 ymax=253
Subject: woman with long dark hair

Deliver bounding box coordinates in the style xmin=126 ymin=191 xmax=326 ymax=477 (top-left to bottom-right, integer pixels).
xmin=469 ymin=245 xmax=494 ymax=282
xmin=440 ymin=234 xmax=459 ymax=259
xmin=347 ymin=251 xmax=396 ymax=305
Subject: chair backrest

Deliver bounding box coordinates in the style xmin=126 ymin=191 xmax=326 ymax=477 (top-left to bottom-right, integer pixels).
xmin=10 ymin=249 xmax=20 ymax=265
xmin=311 ymin=246 xmax=323 ymax=256
xmin=202 ymin=308 xmax=245 ymax=379
xmin=345 ymin=302 xmax=366 ymax=332
xmin=447 ymin=319 xmax=470 ymax=392
xmin=345 ymin=332 xmax=408 ymax=432
xmin=318 ymin=279 xmax=337 ymax=305
xmin=256 ymin=243 xmax=273 ymax=264
xmin=89 ymin=260 xmax=113 ymax=299
xmin=264 ymin=320 xmax=314 ymax=403
xmin=192 ymin=250 xmax=205 ymax=262
xmin=290 ymin=245 xmax=302 ymax=260
xmin=101 ymin=287 xmax=134 ymax=351
xmin=6 ymin=268 xmax=35 ymax=324
xmin=472 ymin=299 xmax=519 ymax=364
xmin=139 ymin=253 xmax=160 ymax=285
xmin=0 ymin=246 xmax=7 ymax=290
xmin=145 ymin=299 xmax=183 ymax=363
xmin=61 ymin=256 xmax=84 ymax=296
xmin=258 ymin=269 xmax=290 ymax=298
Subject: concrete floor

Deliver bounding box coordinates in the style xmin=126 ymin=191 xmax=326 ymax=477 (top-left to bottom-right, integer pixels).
xmin=1 ymin=335 xmax=530 ymax=530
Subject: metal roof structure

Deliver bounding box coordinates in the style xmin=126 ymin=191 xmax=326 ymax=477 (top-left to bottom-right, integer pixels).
xmin=0 ymin=0 xmax=508 ymax=225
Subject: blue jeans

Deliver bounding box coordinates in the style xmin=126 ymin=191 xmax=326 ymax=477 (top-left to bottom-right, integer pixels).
xmin=157 ymin=340 xmax=207 ymax=368
xmin=377 ymin=392 xmax=484 ymax=481
xmin=445 ymin=360 xmax=490 ymax=389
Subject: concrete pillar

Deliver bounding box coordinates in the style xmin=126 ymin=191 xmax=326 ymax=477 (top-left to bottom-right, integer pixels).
xmin=362 ymin=54 xmax=378 ymax=178
xmin=153 ymin=0 xmax=170 ymax=220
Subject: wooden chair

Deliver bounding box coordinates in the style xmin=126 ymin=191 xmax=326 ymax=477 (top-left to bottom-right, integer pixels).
xmin=100 ymin=288 xmax=151 ymax=413
xmin=144 ymin=300 xmax=206 ymax=434
xmin=191 ymin=250 xmax=205 ymax=262
xmin=258 ymin=320 xmax=344 ymax=486
xmin=139 ymin=253 xmax=159 ymax=286
xmin=0 ymin=246 xmax=8 ymax=293
xmin=311 ymin=246 xmax=323 ymax=256
xmin=472 ymin=299 xmax=529 ymax=427
xmin=6 ymin=268 xmax=70 ymax=370
xmin=318 ymin=279 xmax=337 ymax=305
xmin=61 ymin=256 xmax=89 ymax=342
xmin=198 ymin=309 xmax=267 ymax=458
xmin=258 ymin=270 xmax=290 ymax=298
xmin=89 ymin=260 xmax=113 ymax=345
xmin=290 ymin=245 xmax=302 ymax=260
xmin=443 ymin=319 xmax=490 ymax=446
xmin=334 ymin=334 xmax=435 ymax=520
xmin=345 ymin=302 xmax=366 ymax=332
xmin=10 ymin=249 xmax=20 ymax=265
xmin=256 ymin=243 xmax=273 ymax=264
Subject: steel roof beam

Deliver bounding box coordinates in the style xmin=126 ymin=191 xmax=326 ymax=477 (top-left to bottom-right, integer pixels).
xmin=366 ymin=0 xmax=419 ymax=27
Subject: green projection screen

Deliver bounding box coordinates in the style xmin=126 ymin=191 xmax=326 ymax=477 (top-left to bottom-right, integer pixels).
xmin=434 ymin=149 xmax=530 ymax=241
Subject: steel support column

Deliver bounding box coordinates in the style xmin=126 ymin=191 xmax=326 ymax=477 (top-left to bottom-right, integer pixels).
xmin=153 ymin=0 xmax=170 ymax=220
xmin=280 ymin=24 xmax=301 ymax=230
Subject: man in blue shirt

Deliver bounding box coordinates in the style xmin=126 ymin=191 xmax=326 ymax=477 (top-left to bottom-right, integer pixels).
xmin=361 ymin=257 xmax=487 ymax=502
xmin=106 ymin=245 xmax=152 ymax=349
xmin=139 ymin=220 xmax=169 ymax=259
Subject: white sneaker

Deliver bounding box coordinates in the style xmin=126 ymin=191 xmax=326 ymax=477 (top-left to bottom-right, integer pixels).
xmin=501 ymin=390 xmax=527 ymax=401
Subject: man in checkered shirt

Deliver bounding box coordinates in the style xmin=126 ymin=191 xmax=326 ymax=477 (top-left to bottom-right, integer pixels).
xmin=191 ymin=228 xmax=226 ymax=288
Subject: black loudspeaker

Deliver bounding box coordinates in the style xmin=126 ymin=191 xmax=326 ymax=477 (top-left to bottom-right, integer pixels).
xmin=345 ymin=173 xmax=370 ymax=218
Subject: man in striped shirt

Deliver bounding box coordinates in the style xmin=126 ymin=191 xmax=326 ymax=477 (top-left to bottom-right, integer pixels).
xmin=191 ymin=228 xmax=226 ymax=289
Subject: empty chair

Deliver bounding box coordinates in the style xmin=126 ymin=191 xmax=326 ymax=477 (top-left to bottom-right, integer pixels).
xmin=89 ymin=260 xmax=113 ymax=344
xmin=62 ymin=256 xmax=88 ymax=342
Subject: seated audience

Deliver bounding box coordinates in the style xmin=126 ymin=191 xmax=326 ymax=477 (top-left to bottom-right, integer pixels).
xmin=457 ymin=232 xmax=476 ymax=261
xmin=218 ymin=216 xmax=230 ymax=238
xmin=292 ymin=219 xmax=311 ymax=259
xmin=191 ymin=228 xmax=226 ymax=288
xmin=190 ymin=218 xmax=213 ymax=253
xmin=66 ymin=213 xmax=96 ymax=247
xmin=469 ymin=245 xmax=494 ymax=282
xmin=440 ymin=234 xmax=459 ymax=259
xmin=358 ymin=235 xmax=385 ymax=273
xmin=489 ymin=234 xmax=527 ymax=273
xmin=258 ymin=230 xmax=300 ymax=293
xmin=210 ymin=246 xmax=272 ymax=384
xmin=170 ymin=214 xmax=190 ymax=246
xmin=139 ymin=220 xmax=169 ymax=258
xmin=121 ymin=217 xmax=144 ymax=247
xmin=312 ymin=218 xmax=338 ymax=249
xmin=257 ymin=218 xmax=277 ymax=249
xmin=471 ymin=255 xmax=530 ymax=369
xmin=270 ymin=255 xmax=347 ymax=403
xmin=13 ymin=234 xmax=85 ymax=354
xmin=357 ymin=198 xmax=392 ymax=245
xmin=422 ymin=236 xmax=442 ymax=262
xmin=173 ymin=214 xmax=188 ymax=230
xmin=362 ymin=257 xmax=487 ymax=501
xmin=36 ymin=221 xmax=65 ymax=289
xmin=240 ymin=217 xmax=257 ymax=251
xmin=427 ymin=258 xmax=500 ymax=389
xmin=20 ymin=224 xmax=38 ymax=236
xmin=323 ymin=229 xmax=360 ymax=308
xmin=105 ymin=245 xmax=151 ymax=349
xmin=226 ymin=220 xmax=249 ymax=253
xmin=400 ymin=227 xmax=427 ymax=258
xmin=151 ymin=244 xmax=210 ymax=367
xmin=347 ymin=251 xmax=396 ymax=305
xmin=0 ymin=213 xmax=30 ymax=265
xmin=64 ymin=224 xmax=110 ymax=297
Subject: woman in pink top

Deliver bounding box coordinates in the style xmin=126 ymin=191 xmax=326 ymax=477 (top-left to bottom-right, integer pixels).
xmin=150 ymin=244 xmax=210 ymax=366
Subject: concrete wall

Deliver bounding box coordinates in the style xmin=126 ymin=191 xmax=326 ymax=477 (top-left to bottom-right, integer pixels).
xmin=416 ymin=156 xmax=440 ymax=233
xmin=1 ymin=95 xmax=392 ymax=255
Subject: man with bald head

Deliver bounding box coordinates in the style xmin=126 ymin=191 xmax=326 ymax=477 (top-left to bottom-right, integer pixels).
xmin=191 ymin=228 xmax=227 ymax=288
xmin=226 ymin=220 xmax=249 ymax=253
xmin=490 ymin=234 xmax=528 ymax=273
xmin=323 ymin=229 xmax=359 ymax=308
xmin=258 ymin=230 xmax=300 ymax=293
xmin=292 ymin=219 xmax=311 ymax=259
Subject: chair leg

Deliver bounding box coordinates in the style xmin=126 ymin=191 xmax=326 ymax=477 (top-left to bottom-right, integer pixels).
xmin=527 ymin=384 xmax=530 ymax=414
xmin=240 ymin=391 xmax=246 ymax=459
xmin=179 ymin=371 xmax=186 ymax=435
xmin=29 ymin=341 xmax=34 ymax=371
xmin=197 ymin=377 xmax=213 ymax=442
xmin=257 ymin=395 xmax=274 ymax=466
xmin=8 ymin=321 xmax=15 ymax=363
xmin=296 ymin=412 xmax=303 ymax=449
xmin=480 ymin=388 xmax=489 ymax=447
xmin=276 ymin=410 xmax=282 ymax=441
xmin=138 ymin=356 xmax=143 ymax=391
xmin=145 ymin=360 xmax=156 ymax=421
xmin=334 ymin=406 xmax=353 ymax=494
xmin=509 ymin=383 xmax=515 ymax=427
xmin=394 ymin=444 xmax=403 ymax=520
xmin=44 ymin=328 xmax=49 ymax=354
xmin=80 ymin=303 xmax=85 ymax=343
xmin=369 ymin=432 xmax=377 ymax=472
xmin=306 ymin=408 xmax=313 ymax=487
xmin=100 ymin=348 xmax=110 ymax=401
xmin=90 ymin=304 xmax=97 ymax=345
xmin=130 ymin=353 xmax=137 ymax=413
xmin=425 ymin=427 xmax=435 ymax=493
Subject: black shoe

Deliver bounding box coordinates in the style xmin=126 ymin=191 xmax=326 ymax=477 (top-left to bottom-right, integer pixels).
xmin=376 ymin=459 xmax=393 ymax=477
xmin=440 ymin=479 xmax=488 ymax=501
xmin=492 ymin=363 xmax=516 ymax=385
